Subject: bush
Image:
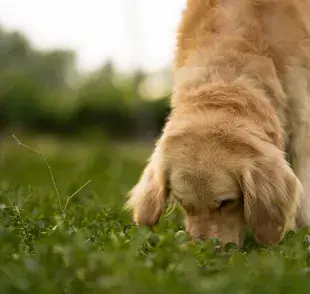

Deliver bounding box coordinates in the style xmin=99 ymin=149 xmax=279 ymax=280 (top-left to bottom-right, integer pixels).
xmin=0 ymin=26 xmax=170 ymax=139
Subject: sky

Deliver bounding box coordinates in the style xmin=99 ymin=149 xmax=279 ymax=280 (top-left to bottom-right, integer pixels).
xmin=0 ymin=0 xmax=187 ymax=73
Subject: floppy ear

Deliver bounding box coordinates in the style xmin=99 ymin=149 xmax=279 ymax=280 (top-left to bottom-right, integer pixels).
xmin=242 ymin=152 xmax=301 ymax=246
xmin=125 ymin=137 xmax=170 ymax=226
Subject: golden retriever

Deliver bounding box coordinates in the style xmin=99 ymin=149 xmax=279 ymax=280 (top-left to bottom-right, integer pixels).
xmin=125 ymin=0 xmax=310 ymax=247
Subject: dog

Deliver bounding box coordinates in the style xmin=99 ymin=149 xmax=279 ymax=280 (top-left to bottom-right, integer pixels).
xmin=125 ymin=0 xmax=310 ymax=247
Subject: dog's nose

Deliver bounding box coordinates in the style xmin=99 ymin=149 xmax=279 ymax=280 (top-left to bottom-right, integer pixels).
xmin=188 ymin=232 xmax=242 ymax=248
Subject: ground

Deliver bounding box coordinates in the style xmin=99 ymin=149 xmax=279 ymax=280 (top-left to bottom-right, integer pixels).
xmin=0 ymin=133 xmax=309 ymax=293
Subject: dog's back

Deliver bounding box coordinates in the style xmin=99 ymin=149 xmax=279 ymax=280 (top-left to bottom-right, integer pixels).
xmin=174 ymin=0 xmax=310 ymax=179
xmin=175 ymin=0 xmax=310 ymax=69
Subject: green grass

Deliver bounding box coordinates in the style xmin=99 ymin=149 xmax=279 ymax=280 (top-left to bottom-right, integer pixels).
xmin=0 ymin=133 xmax=310 ymax=293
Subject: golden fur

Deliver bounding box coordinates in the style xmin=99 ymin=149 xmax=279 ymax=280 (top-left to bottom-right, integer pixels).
xmin=125 ymin=0 xmax=310 ymax=246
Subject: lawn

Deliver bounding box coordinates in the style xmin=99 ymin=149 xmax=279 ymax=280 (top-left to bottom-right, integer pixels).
xmin=0 ymin=133 xmax=309 ymax=293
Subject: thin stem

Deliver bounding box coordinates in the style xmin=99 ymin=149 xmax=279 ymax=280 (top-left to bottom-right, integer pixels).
xmin=12 ymin=134 xmax=64 ymax=213
xmin=64 ymin=180 xmax=92 ymax=210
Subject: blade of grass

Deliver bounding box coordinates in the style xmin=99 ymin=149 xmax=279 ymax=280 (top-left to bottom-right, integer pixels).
xmin=12 ymin=134 xmax=64 ymax=213
xmin=12 ymin=134 xmax=92 ymax=213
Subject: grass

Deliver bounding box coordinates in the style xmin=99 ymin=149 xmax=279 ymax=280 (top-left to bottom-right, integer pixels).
xmin=0 ymin=133 xmax=310 ymax=293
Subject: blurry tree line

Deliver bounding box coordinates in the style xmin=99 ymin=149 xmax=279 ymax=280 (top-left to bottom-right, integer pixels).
xmin=0 ymin=26 xmax=171 ymax=140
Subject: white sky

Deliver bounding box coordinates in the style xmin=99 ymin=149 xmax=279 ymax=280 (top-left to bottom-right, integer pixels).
xmin=0 ymin=0 xmax=187 ymax=73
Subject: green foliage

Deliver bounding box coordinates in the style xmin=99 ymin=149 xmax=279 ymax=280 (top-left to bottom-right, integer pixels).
xmin=0 ymin=26 xmax=170 ymax=139
xmin=0 ymin=136 xmax=310 ymax=293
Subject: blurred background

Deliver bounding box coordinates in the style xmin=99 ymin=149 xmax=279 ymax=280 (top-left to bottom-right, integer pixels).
xmin=0 ymin=0 xmax=188 ymax=201
xmin=0 ymin=0 xmax=187 ymax=141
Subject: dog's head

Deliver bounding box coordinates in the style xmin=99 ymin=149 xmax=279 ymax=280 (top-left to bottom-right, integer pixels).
xmin=125 ymin=88 xmax=301 ymax=247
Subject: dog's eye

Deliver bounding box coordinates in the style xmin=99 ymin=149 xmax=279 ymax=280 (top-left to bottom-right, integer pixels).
xmin=219 ymin=199 xmax=235 ymax=208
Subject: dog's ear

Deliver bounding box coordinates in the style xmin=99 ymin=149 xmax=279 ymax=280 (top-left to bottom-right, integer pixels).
xmin=125 ymin=136 xmax=170 ymax=226
xmin=242 ymin=150 xmax=301 ymax=245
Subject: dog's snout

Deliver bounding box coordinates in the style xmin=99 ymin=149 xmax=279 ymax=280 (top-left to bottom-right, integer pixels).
xmin=185 ymin=215 xmax=245 ymax=247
